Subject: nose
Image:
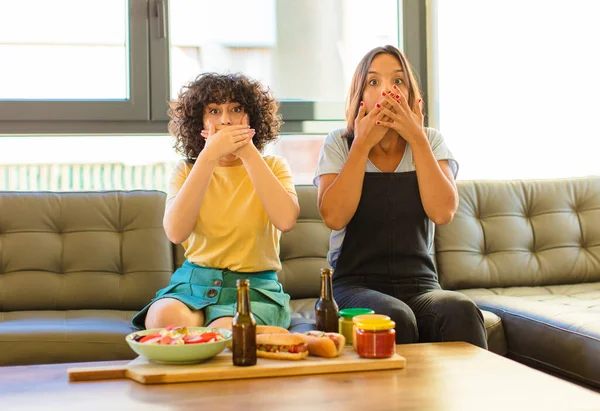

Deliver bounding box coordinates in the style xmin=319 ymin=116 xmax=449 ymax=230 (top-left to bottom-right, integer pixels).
xmin=220 ymin=111 xmax=232 ymax=125
xmin=383 ymin=81 xmax=395 ymax=94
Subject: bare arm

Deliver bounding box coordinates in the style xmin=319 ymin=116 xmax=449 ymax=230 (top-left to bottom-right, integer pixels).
xmin=318 ymin=101 xmax=388 ymax=230
xmin=163 ymin=152 xmax=217 ymax=244
xmin=411 ymin=142 xmax=459 ymax=225
xmin=317 ymin=144 xmax=369 ymax=231
xmin=239 ymin=145 xmax=299 ymax=232
xmin=164 ymin=124 xmax=255 ymax=244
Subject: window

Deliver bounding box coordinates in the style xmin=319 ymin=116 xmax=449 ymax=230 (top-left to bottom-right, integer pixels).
xmin=0 ymin=0 xmax=403 ymax=130
xmin=0 ymin=0 xmax=149 ymax=121
xmin=1 ymin=0 xmax=411 ymax=188
xmin=434 ymin=0 xmax=600 ymax=179
xmin=0 ymin=134 xmax=326 ymax=191
xmin=0 ymin=0 xmax=128 ymax=100
xmin=169 ymin=0 xmax=399 ymax=103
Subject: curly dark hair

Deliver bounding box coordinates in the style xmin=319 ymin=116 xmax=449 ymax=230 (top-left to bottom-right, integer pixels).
xmin=168 ymin=73 xmax=283 ymax=161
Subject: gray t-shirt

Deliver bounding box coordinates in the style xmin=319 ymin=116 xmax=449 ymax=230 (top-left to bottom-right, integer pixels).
xmin=313 ymin=127 xmax=458 ymax=268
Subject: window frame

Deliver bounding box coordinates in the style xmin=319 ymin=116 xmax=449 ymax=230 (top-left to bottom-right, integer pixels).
xmin=0 ymin=0 xmax=425 ymax=135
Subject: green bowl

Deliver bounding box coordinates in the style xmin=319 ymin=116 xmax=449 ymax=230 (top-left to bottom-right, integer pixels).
xmin=126 ymin=327 xmax=232 ymax=365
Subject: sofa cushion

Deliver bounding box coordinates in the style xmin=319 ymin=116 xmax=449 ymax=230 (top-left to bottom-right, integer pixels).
xmin=435 ymin=177 xmax=600 ymax=290
xmin=459 ymin=283 xmax=600 ymax=387
xmin=278 ymin=185 xmax=331 ymax=299
xmin=0 ymin=310 xmax=137 ymax=365
xmin=0 ymin=191 xmax=173 ymax=312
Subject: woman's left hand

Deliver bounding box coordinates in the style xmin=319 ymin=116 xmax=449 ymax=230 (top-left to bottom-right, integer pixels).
xmin=376 ymin=87 xmax=427 ymax=146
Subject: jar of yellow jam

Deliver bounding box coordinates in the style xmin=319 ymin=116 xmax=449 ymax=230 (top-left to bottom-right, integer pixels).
xmin=338 ymin=308 xmax=374 ymax=345
xmin=354 ymin=317 xmax=396 ymax=359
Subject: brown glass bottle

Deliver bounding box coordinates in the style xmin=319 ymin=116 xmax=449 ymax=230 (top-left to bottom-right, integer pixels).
xmin=232 ymin=279 xmax=257 ymax=366
xmin=315 ymin=268 xmax=339 ymax=333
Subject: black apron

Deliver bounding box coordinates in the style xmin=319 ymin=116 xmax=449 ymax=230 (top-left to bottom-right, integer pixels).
xmin=333 ymin=171 xmax=441 ymax=297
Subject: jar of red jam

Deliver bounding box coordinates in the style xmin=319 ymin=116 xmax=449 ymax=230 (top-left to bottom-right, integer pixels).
xmin=352 ymin=314 xmax=391 ymax=351
xmin=354 ymin=317 xmax=396 ymax=359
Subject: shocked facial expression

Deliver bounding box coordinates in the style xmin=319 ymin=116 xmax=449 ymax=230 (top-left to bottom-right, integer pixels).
xmin=362 ymin=53 xmax=409 ymax=113
xmin=203 ymin=102 xmax=248 ymax=129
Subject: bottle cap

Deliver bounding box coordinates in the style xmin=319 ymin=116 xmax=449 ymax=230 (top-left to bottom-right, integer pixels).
xmin=236 ymin=279 xmax=250 ymax=287
xmin=352 ymin=314 xmax=391 ymax=324
xmin=339 ymin=308 xmax=375 ymax=318
xmin=355 ymin=318 xmax=396 ymax=331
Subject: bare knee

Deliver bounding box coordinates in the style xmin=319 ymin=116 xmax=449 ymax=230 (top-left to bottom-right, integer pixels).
xmin=145 ymin=298 xmax=204 ymax=329
xmin=207 ymin=317 xmax=233 ymax=331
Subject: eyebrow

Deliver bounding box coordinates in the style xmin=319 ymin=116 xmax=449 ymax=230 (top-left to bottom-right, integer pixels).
xmin=367 ymin=69 xmax=404 ymax=74
xmin=206 ymin=102 xmax=241 ymax=107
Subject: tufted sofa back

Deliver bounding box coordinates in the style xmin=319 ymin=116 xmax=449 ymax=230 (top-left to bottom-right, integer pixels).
xmin=0 ymin=191 xmax=174 ymax=312
xmin=277 ymin=185 xmax=331 ymax=299
xmin=435 ymin=177 xmax=600 ymax=290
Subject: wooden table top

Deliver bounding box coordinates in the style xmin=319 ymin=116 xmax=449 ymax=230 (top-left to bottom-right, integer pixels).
xmin=1 ymin=342 xmax=599 ymax=411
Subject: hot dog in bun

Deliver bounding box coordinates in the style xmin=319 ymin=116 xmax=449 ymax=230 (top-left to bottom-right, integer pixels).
xmin=256 ymin=333 xmax=309 ymax=360
xmin=297 ymin=331 xmax=346 ymax=358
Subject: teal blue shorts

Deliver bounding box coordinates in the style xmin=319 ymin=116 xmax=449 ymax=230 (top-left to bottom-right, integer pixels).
xmin=132 ymin=261 xmax=291 ymax=330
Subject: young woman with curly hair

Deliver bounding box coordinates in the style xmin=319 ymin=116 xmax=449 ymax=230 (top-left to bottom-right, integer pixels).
xmin=132 ymin=73 xmax=299 ymax=331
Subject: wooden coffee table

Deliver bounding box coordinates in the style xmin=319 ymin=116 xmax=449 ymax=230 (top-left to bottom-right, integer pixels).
xmin=1 ymin=342 xmax=599 ymax=411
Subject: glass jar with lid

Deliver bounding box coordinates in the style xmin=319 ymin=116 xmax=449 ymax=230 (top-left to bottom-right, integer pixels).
xmin=354 ymin=316 xmax=396 ymax=359
xmin=351 ymin=314 xmax=391 ymax=351
xmin=338 ymin=308 xmax=374 ymax=345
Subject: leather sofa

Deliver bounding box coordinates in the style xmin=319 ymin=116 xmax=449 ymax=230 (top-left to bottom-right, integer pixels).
xmin=1 ymin=178 xmax=598 ymax=389
xmin=435 ymin=177 xmax=600 ymax=389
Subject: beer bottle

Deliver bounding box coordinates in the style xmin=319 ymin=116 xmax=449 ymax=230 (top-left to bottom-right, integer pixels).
xmin=315 ymin=268 xmax=339 ymax=332
xmin=232 ymin=279 xmax=257 ymax=366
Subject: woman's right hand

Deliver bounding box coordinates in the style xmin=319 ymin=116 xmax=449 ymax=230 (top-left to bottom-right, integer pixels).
xmin=352 ymin=100 xmax=388 ymax=153
xmin=201 ymin=121 xmax=255 ymax=161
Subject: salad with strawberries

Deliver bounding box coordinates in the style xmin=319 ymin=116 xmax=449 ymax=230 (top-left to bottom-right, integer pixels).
xmin=130 ymin=326 xmax=226 ymax=346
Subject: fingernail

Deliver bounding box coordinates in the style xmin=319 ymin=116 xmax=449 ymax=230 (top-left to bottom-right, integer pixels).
xmin=393 ymin=85 xmax=398 ymax=90
xmin=381 ymin=91 xmax=386 ymax=96
xmin=418 ymin=99 xmax=422 ymax=103
xmin=376 ymin=103 xmax=381 ymax=108
xmin=396 ymin=94 xmax=400 ymax=98
xmin=360 ymin=101 xmax=364 ymax=107
xmin=376 ymin=121 xmax=381 ymax=125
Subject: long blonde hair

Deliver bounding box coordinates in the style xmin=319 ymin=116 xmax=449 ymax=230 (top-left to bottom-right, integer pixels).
xmin=343 ymin=45 xmax=423 ymax=142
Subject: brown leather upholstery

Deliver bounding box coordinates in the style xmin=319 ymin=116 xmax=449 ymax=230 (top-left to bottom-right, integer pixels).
xmin=436 ymin=177 xmax=600 ymax=388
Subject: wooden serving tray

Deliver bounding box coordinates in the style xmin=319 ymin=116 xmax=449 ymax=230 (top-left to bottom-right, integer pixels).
xmin=68 ymin=347 xmax=406 ymax=385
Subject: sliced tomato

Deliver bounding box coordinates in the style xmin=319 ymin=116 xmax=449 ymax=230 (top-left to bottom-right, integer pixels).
xmin=288 ymin=344 xmax=308 ymax=353
xmin=140 ymin=336 xmax=162 ymax=344
xmin=139 ymin=333 xmax=161 ymax=343
xmin=183 ymin=335 xmax=206 ymax=344
xmin=160 ymin=335 xmax=173 ymax=345
xmin=183 ymin=332 xmax=221 ymax=344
